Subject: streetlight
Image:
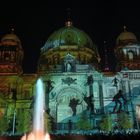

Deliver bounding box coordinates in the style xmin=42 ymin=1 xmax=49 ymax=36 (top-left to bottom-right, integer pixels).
xmin=12 ymin=88 xmax=17 ymax=135
xmin=56 ymin=102 xmax=59 ymax=131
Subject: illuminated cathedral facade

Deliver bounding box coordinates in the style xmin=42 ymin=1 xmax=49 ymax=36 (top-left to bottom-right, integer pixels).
xmin=0 ymin=20 xmax=140 ymax=135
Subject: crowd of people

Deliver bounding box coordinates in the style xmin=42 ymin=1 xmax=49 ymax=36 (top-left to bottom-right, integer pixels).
xmin=50 ymin=130 xmax=140 ymax=140
xmin=1 ymin=129 xmax=140 ymax=140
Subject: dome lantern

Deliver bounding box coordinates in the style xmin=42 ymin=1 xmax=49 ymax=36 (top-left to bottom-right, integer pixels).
xmin=65 ymin=8 xmax=73 ymax=27
xmin=65 ymin=20 xmax=73 ymax=27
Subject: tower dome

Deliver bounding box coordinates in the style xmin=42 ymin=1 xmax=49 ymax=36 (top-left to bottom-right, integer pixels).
xmin=116 ymin=26 xmax=137 ymax=45
xmin=38 ymin=21 xmax=100 ymax=73
xmin=1 ymin=33 xmax=21 ymax=44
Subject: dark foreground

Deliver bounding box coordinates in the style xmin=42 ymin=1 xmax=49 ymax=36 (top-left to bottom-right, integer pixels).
xmin=1 ymin=133 xmax=140 ymax=140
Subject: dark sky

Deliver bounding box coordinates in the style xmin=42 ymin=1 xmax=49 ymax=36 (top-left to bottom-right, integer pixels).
xmin=0 ymin=1 xmax=140 ymax=73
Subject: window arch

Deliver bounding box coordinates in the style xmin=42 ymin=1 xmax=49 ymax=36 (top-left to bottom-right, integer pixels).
xmin=128 ymin=50 xmax=134 ymax=60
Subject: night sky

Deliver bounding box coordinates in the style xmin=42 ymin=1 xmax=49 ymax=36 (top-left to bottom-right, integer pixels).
xmin=0 ymin=1 xmax=140 ymax=73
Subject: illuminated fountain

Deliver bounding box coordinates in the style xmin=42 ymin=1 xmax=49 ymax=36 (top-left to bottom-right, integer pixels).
xmin=21 ymin=78 xmax=50 ymax=140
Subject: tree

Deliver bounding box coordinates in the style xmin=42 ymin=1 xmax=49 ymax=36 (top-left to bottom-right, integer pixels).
xmin=99 ymin=114 xmax=113 ymax=131
xmin=0 ymin=116 xmax=9 ymax=135
xmin=44 ymin=112 xmax=52 ymax=133
xmin=76 ymin=113 xmax=92 ymax=131
xmin=16 ymin=109 xmax=32 ymax=134
xmin=16 ymin=109 xmax=53 ymax=134
xmin=117 ymin=111 xmax=133 ymax=129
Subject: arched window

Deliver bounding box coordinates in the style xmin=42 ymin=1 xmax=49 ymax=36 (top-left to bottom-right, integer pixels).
xmin=63 ymin=53 xmax=76 ymax=72
xmin=128 ymin=50 xmax=134 ymax=60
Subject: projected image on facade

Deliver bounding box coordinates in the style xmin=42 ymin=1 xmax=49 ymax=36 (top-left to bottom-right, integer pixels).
xmin=0 ymin=19 xmax=140 ymax=136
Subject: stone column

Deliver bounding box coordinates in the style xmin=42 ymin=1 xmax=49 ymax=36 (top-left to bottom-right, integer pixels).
xmin=128 ymin=80 xmax=139 ymax=129
xmin=98 ymin=80 xmax=104 ymax=114
xmin=45 ymin=81 xmax=50 ymax=112
xmin=122 ymin=79 xmax=129 ymax=111
xmin=87 ymin=75 xmax=95 ymax=114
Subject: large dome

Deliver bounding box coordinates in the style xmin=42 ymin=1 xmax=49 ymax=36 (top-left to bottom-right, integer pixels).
xmin=41 ymin=22 xmax=97 ymax=52
xmin=38 ymin=21 xmax=100 ymax=73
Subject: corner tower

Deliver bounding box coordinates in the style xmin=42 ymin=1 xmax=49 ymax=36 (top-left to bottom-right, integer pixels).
xmin=0 ymin=29 xmax=24 ymax=74
xmin=114 ymin=26 xmax=140 ymax=71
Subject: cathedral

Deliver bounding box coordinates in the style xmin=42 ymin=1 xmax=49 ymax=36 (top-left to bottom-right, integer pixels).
xmin=0 ymin=19 xmax=140 ymax=135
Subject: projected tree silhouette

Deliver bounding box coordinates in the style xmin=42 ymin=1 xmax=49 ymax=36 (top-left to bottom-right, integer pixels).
xmin=76 ymin=113 xmax=92 ymax=131
xmin=99 ymin=114 xmax=113 ymax=131
xmin=0 ymin=116 xmax=9 ymax=135
xmin=118 ymin=112 xmax=133 ymax=129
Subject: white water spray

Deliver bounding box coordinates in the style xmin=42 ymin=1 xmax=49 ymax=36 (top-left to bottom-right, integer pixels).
xmin=33 ymin=78 xmax=45 ymax=133
xmin=21 ymin=78 xmax=50 ymax=140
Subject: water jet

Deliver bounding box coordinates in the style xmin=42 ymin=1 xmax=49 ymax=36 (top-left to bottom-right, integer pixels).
xmin=21 ymin=78 xmax=50 ymax=140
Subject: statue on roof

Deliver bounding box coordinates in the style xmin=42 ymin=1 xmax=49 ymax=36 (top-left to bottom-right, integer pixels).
xmin=63 ymin=53 xmax=76 ymax=72
xmin=112 ymin=77 xmax=119 ymax=87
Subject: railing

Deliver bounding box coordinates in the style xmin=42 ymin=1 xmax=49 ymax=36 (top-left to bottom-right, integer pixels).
xmin=122 ymin=71 xmax=140 ymax=79
xmin=128 ymin=73 xmax=140 ymax=79
xmin=56 ymin=122 xmax=77 ymax=130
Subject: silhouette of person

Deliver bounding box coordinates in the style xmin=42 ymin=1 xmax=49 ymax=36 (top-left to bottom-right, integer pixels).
xmin=84 ymin=94 xmax=94 ymax=113
xmin=112 ymin=90 xmax=126 ymax=113
xmin=69 ymin=98 xmax=80 ymax=116
xmin=112 ymin=77 xmax=119 ymax=87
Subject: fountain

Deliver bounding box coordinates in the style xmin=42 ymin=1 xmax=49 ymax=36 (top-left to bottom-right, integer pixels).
xmin=21 ymin=78 xmax=51 ymax=140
